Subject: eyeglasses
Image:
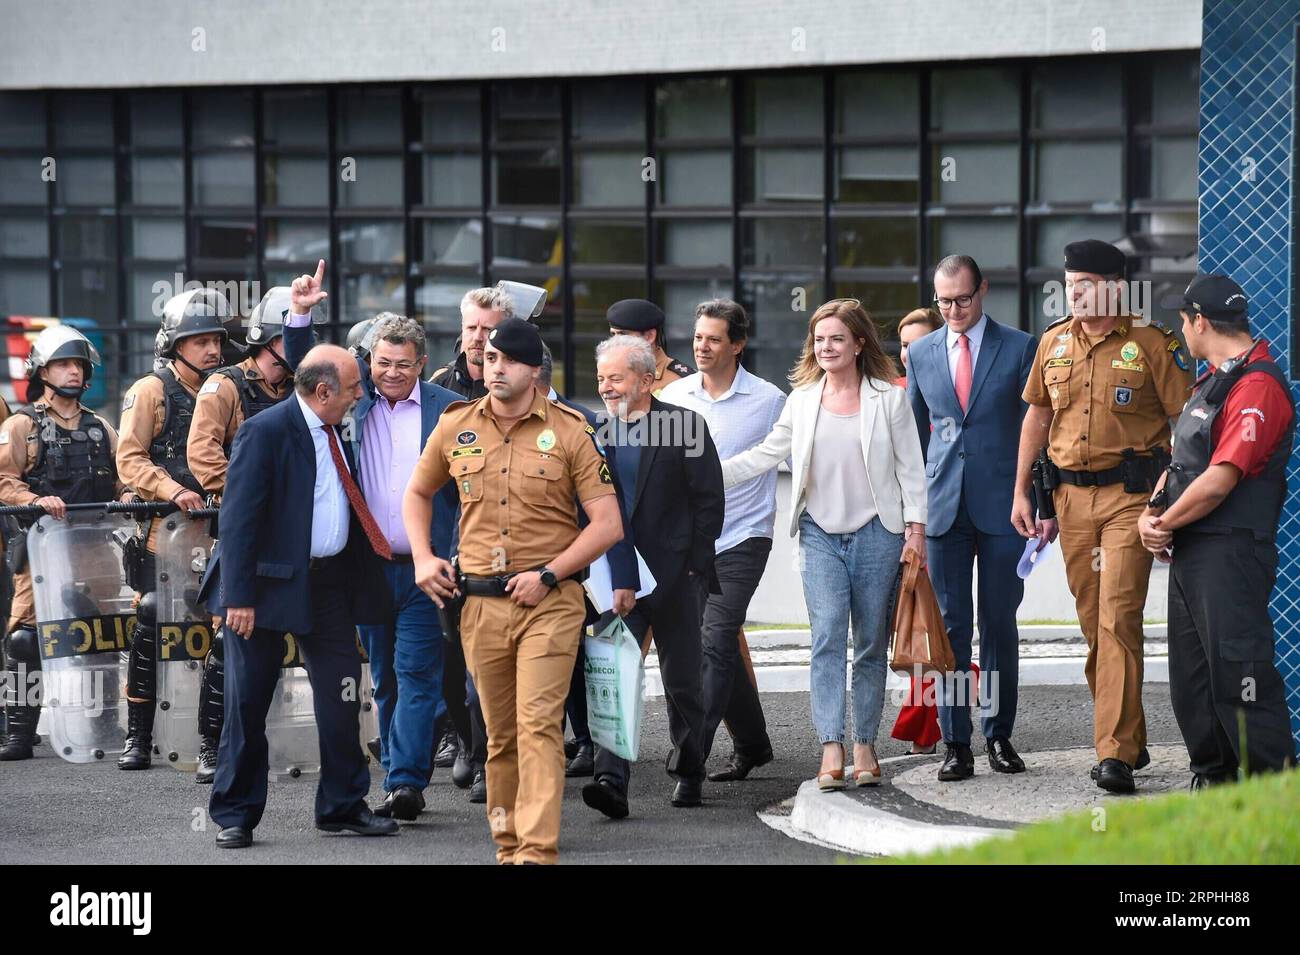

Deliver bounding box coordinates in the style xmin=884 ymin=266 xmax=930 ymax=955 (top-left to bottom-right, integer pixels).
xmin=933 ymin=290 xmax=978 ymax=310
xmin=372 ymin=359 xmax=419 ymax=373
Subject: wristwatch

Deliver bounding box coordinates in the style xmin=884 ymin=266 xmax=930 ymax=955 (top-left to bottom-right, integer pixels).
xmin=538 ymin=566 xmax=559 ymax=588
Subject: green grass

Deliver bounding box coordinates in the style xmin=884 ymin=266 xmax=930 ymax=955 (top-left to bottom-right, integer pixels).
xmin=878 ymin=770 xmax=1299 ymax=864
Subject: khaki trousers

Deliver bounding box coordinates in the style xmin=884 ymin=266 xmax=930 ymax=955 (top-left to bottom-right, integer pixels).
xmin=1055 ymin=483 xmax=1152 ymax=764
xmin=460 ymin=580 xmax=585 ymax=865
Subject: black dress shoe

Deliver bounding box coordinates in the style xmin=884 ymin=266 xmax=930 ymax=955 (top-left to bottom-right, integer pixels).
xmin=565 ymin=742 xmax=594 ymax=777
xmin=366 ymin=736 xmax=382 ymax=763
xmin=1095 ymin=758 xmax=1136 ymax=794
xmin=707 ymin=746 xmax=774 ymax=782
xmin=390 ymin=785 xmax=425 ymax=821
xmin=937 ymin=743 xmax=974 ymax=781
xmin=1092 ymin=747 xmax=1150 ymax=781
xmin=582 ymin=779 xmax=629 ymax=819
xmin=468 ymin=769 xmax=487 ymax=804
xmin=670 ymin=779 xmax=703 ymax=807
xmin=1190 ymin=771 xmax=1235 ymax=792
xmin=317 ymin=805 xmax=400 ymax=836
xmin=985 ymin=737 xmax=1026 ymax=774
xmin=372 ymin=792 xmax=394 ymax=818
xmin=564 ymin=738 xmax=580 ymax=760
xmin=215 ymin=826 xmax=252 ymax=849
xmin=451 ymin=747 xmax=474 ymax=789
xmin=433 ymin=729 xmax=458 ymax=769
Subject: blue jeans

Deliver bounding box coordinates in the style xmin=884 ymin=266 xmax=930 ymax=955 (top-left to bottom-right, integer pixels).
xmin=799 ymin=513 xmax=903 ymax=745
xmin=358 ymin=560 xmax=445 ymax=792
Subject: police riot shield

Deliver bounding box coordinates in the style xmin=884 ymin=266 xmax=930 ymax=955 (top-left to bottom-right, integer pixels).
xmin=152 ymin=512 xmax=214 ymax=771
xmin=26 ymin=508 xmax=133 ymax=763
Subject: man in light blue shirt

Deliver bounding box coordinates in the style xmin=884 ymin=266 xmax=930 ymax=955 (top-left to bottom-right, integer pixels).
xmin=659 ymin=299 xmax=786 ymax=781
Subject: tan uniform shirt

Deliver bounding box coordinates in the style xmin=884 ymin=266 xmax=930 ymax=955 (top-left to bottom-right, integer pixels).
xmin=117 ymin=363 xmax=204 ymax=504
xmin=188 ymin=357 xmax=289 ymax=495
xmin=1023 ymin=316 xmax=1193 ymax=472
xmin=653 ymin=348 xmax=693 ymax=397
xmin=0 ymin=403 xmax=123 ymax=506
xmin=409 ymin=387 xmax=615 ymax=577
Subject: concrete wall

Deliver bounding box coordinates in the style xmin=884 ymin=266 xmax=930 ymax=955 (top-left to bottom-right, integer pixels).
xmin=3 ymin=0 xmax=1201 ymax=90
xmin=746 ymin=472 xmax=1168 ymax=626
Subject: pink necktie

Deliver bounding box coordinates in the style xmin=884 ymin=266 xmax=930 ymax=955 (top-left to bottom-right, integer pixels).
xmin=955 ymin=334 xmax=973 ymax=413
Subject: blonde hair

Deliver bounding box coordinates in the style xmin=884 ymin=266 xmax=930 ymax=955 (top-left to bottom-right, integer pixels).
xmin=898 ymin=307 xmax=943 ymax=337
xmin=459 ymin=287 xmax=513 ymax=318
xmin=789 ymin=299 xmax=897 ymax=389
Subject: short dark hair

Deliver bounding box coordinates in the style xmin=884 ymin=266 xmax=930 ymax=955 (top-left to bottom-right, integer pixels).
xmin=935 ymin=254 xmax=984 ymax=290
xmin=695 ymin=298 xmax=749 ymax=344
xmin=295 ymin=353 xmax=341 ymax=397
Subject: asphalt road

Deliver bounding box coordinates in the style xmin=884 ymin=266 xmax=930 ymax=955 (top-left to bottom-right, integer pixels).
xmin=0 ymin=684 xmax=1180 ymax=864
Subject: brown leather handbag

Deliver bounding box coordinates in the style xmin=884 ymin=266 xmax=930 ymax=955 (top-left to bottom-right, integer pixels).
xmin=886 ymin=548 xmax=956 ymax=676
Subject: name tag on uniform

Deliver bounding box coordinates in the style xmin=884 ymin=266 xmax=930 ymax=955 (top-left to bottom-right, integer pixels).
xmin=450 ymin=446 xmax=483 ymax=458
xmin=1044 ymin=358 xmax=1073 ymax=369
xmin=1111 ymin=360 xmax=1145 ymax=372
xmin=199 ymin=378 xmax=223 ymax=396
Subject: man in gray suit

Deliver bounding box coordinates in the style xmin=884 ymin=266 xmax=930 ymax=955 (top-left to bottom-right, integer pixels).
xmin=907 ymin=255 xmax=1038 ymax=782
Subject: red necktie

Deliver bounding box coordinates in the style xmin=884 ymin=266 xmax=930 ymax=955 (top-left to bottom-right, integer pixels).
xmin=955 ymin=333 xmax=973 ymax=414
xmin=323 ymin=425 xmax=393 ymax=561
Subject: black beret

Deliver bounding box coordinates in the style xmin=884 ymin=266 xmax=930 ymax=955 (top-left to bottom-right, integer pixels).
xmin=606 ymin=298 xmax=665 ymax=332
xmin=1064 ymin=239 xmax=1126 ymax=277
xmin=485 ymin=317 xmax=543 ymax=367
xmin=1181 ymin=274 xmax=1249 ymax=323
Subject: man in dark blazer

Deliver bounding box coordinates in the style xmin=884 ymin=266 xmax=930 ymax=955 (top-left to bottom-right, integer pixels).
xmin=582 ymin=334 xmax=725 ymax=818
xmin=282 ymin=275 xmax=463 ymax=817
xmin=908 ymin=254 xmax=1037 ymax=782
xmin=205 ymin=342 xmax=397 ymax=847
xmin=538 ymin=344 xmax=640 ymax=777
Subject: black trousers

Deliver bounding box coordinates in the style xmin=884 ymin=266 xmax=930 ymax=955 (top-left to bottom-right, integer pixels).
xmin=593 ymin=569 xmax=707 ymax=793
xmin=1168 ymin=529 xmax=1297 ymax=777
xmin=700 ymin=537 xmax=772 ymax=763
xmin=440 ymin=632 xmax=488 ymax=769
xmin=209 ymin=558 xmax=370 ymax=830
xmin=565 ymin=640 xmax=591 ymax=747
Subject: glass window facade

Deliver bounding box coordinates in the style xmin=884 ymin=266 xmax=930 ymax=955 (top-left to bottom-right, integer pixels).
xmin=0 ymin=53 xmax=1199 ymax=405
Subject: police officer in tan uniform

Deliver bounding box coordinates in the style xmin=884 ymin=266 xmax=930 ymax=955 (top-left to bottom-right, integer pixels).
xmin=402 ymin=317 xmax=623 ymax=865
xmin=185 ymin=286 xmax=294 ymax=782
xmin=0 ymin=328 xmax=125 ymax=760
xmin=606 ymin=299 xmax=694 ymax=396
xmin=1013 ymin=239 xmax=1193 ymax=794
xmin=115 ymin=289 xmax=228 ymax=770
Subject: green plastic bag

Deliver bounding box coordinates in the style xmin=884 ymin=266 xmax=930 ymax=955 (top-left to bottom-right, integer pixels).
xmin=584 ymin=615 xmax=645 ymax=761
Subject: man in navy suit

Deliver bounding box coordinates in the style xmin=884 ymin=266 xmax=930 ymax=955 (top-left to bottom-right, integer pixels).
xmin=281 ymin=264 xmax=461 ymax=820
xmin=908 ymin=255 xmax=1037 ymax=782
xmin=206 ymin=341 xmax=397 ymax=847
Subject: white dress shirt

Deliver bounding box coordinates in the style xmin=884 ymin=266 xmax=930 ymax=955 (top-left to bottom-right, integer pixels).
xmin=296 ymin=392 xmax=351 ymax=558
xmin=945 ymin=313 xmax=989 ymax=385
xmin=659 ymin=364 xmax=787 ymax=553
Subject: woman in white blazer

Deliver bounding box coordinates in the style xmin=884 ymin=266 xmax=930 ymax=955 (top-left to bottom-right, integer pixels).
xmin=722 ymin=299 xmax=927 ymax=789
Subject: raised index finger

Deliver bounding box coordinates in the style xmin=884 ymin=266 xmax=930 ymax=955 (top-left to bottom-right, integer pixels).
xmin=313 ymin=259 xmax=326 ymax=286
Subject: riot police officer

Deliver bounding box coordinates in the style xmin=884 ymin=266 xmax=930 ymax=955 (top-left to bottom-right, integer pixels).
xmin=185 ymin=286 xmax=295 ymax=782
xmin=606 ymin=299 xmax=694 ymax=396
xmin=0 ymin=327 xmax=124 ymax=760
xmin=1139 ymin=275 xmax=1298 ymax=786
xmin=115 ymin=289 xmax=228 ymax=770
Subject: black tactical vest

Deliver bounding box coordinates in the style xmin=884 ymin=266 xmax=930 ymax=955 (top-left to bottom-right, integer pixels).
xmin=21 ymin=407 xmax=117 ymax=504
xmin=148 ymin=366 xmax=203 ymax=495
xmin=214 ymin=363 xmax=283 ymax=437
xmin=1165 ymin=348 xmax=1295 ymax=539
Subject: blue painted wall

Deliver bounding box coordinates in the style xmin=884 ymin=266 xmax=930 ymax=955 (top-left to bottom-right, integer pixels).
xmin=1200 ymin=0 xmax=1300 ymax=745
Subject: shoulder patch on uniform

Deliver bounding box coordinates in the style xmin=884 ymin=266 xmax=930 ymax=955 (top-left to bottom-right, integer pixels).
xmin=1154 ymin=321 xmax=1173 ymax=336
xmin=669 ymin=359 xmax=693 ymax=375
xmin=1171 ymin=345 xmax=1189 ymax=371
xmin=598 ymin=461 xmax=613 ymax=484
xmin=121 ymin=392 xmax=136 ymax=412
xmin=199 ymin=377 xmax=223 ymax=396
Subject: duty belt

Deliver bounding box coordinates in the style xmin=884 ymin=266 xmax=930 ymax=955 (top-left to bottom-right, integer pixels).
xmin=461 ymin=569 xmax=583 ymax=597
xmin=1055 ymin=465 xmax=1127 ymax=487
